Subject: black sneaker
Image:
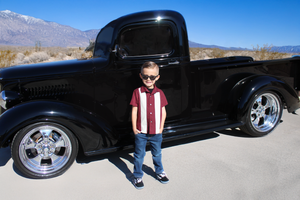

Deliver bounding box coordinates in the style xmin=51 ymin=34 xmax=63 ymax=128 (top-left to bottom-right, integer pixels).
xmin=132 ymin=177 xmax=144 ymax=189
xmin=157 ymin=172 xmax=169 ymax=184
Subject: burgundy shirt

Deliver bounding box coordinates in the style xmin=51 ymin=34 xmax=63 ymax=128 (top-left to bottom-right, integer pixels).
xmin=130 ymin=85 xmax=168 ymax=134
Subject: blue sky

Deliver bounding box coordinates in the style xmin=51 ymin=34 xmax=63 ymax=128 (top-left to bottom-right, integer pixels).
xmin=1 ymin=0 xmax=299 ymax=49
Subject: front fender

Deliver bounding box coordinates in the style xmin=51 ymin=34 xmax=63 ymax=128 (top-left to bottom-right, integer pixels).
xmin=0 ymin=100 xmax=118 ymax=153
xmin=231 ymin=75 xmax=299 ymax=121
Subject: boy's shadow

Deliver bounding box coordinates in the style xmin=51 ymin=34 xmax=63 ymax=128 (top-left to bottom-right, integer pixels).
xmin=77 ymin=149 xmax=156 ymax=182
xmin=76 ymin=132 xmax=219 ymax=182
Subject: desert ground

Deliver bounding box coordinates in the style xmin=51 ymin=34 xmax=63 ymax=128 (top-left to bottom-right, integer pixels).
xmin=0 ymin=44 xmax=295 ymax=68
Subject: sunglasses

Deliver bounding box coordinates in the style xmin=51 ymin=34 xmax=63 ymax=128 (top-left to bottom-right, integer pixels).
xmin=141 ymin=74 xmax=159 ymax=80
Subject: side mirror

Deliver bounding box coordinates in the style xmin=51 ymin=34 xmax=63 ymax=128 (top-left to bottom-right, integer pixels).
xmin=111 ymin=44 xmax=119 ymax=56
xmin=111 ymin=44 xmax=128 ymax=59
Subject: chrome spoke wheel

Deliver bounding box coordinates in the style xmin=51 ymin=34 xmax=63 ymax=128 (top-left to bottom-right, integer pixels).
xmin=249 ymin=93 xmax=280 ymax=132
xmin=12 ymin=122 xmax=78 ymax=178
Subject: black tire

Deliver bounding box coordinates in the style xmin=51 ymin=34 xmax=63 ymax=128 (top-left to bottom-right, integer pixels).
xmin=240 ymin=91 xmax=283 ymax=137
xmin=11 ymin=122 xmax=78 ymax=179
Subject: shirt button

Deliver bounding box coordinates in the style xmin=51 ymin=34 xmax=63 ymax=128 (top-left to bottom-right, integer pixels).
xmin=150 ymin=112 xmax=152 ymax=114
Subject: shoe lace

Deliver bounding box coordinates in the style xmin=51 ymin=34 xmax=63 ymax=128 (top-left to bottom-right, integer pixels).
xmin=133 ymin=178 xmax=142 ymax=184
xmin=158 ymin=172 xmax=167 ymax=178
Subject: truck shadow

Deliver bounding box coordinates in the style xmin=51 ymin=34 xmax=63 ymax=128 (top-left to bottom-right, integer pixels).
xmin=76 ymin=132 xmax=220 ymax=182
xmin=215 ymin=128 xmax=252 ymax=138
xmin=0 ymin=147 xmax=11 ymax=167
xmin=7 ymin=130 xmax=251 ymax=179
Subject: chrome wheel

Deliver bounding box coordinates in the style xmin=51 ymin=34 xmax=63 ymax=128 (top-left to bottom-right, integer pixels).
xmin=250 ymin=93 xmax=280 ymax=132
xmin=241 ymin=91 xmax=282 ymax=136
xmin=12 ymin=122 xmax=78 ymax=178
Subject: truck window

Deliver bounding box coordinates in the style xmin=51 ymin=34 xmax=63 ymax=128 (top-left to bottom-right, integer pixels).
xmin=94 ymin=26 xmax=114 ymax=58
xmin=119 ymin=25 xmax=174 ymax=57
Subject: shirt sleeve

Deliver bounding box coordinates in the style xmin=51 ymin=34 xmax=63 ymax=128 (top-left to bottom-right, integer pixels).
xmin=130 ymin=88 xmax=139 ymax=107
xmin=160 ymin=91 xmax=168 ymax=107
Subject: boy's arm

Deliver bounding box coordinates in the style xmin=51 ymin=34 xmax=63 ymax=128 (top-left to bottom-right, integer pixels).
xmin=160 ymin=106 xmax=167 ymax=133
xmin=132 ymin=106 xmax=141 ymax=134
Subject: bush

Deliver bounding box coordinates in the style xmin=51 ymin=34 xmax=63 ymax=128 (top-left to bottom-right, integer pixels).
xmin=252 ymin=44 xmax=287 ymax=60
xmin=20 ymin=52 xmax=50 ymax=64
xmin=0 ymin=50 xmax=16 ymax=67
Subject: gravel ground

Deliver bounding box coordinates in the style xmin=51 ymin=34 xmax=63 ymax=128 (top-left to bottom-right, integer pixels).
xmin=0 ymin=109 xmax=299 ymax=200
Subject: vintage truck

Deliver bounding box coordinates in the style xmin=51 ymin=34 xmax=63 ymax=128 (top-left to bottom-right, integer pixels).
xmin=0 ymin=10 xmax=299 ymax=179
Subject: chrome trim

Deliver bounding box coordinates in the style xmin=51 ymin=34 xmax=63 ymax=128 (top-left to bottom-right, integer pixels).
xmin=0 ymin=90 xmax=6 ymax=110
xmin=19 ymin=124 xmax=73 ymax=175
xmin=250 ymin=93 xmax=281 ymax=132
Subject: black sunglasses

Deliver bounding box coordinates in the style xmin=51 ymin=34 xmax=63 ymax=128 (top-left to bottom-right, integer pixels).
xmin=141 ymin=74 xmax=159 ymax=80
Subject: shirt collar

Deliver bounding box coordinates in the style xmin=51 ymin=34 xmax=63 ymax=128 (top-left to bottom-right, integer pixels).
xmin=141 ymin=85 xmax=158 ymax=94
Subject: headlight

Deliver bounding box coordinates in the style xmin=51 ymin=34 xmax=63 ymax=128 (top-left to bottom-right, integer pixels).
xmin=0 ymin=91 xmax=8 ymax=109
xmin=0 ymin=90 xmax=19 ymax=110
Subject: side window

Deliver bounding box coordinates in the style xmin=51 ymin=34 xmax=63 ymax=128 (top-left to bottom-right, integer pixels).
xmin=119 ymin=25 xmax=174 ymax=57
xmin=94 ymin=26 xmax=114 ymax=58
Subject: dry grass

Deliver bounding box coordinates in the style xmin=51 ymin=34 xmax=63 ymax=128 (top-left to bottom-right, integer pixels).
xmin=0 ymin=44 xmax=295 ymax=68
xmin=0 ymin=50 xmax=16 ymax=67
xmin=0 ymin=45 xmax=92 ymax=68
xmin=190 ymin=44 xmax=292 ymax=61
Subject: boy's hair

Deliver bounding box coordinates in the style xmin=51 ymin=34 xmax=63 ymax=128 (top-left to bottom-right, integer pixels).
xmin=141 ymin=61 xmax=159 ymax=74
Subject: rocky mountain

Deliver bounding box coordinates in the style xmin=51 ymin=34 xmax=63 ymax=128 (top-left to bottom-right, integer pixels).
xmin=1 ymin=10 xmax=299 ymax=53
xmin=189 ymin=41 xmax=249 ymax=51
xmin=0 ymin=10 xmax=99 ymax=47
xmin=271 ymin=46 xmax=300 ymax=54
xmin=189 ymin=41 xmax=300 ymax=54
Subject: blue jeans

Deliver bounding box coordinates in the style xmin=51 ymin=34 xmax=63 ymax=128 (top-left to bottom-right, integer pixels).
xmin=133 ymin=133 xmax=164 ymax=178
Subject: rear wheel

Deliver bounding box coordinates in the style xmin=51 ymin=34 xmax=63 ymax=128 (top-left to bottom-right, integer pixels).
xmin=240 ymin=91 xmax=282 ymax=136
xmin=11 ymin=122 xmax=78 ymax=179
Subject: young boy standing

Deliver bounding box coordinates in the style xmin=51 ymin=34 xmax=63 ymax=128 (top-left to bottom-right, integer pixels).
xmin=130 ymin=61 xmax=169 ymax=189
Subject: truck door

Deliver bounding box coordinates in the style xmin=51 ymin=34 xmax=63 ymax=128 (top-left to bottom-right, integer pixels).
xmin=108 ymin=22 xmax=190 ymax=130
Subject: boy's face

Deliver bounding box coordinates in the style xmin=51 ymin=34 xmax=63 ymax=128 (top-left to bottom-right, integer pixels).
xmin=139 ymin=67 xmax=160 ymax=89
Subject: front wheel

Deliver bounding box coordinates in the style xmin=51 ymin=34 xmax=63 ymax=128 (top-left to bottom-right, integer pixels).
xmin=240 ymin=91 xmax=283 ymax=137
xmin=11 ymin=122 xmax=78 ymax=179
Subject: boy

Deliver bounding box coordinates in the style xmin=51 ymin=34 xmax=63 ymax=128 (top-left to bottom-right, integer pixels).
xmin=130 ymin=61 xmax=169 ymax=189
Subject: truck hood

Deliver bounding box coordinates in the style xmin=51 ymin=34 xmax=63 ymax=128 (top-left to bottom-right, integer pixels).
xmin=0 ymin=58 xmax=96 ymax=80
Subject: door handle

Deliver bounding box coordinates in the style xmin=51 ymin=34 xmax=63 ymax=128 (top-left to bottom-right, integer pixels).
xmin=168 ymin=60 xmax=180 ymax=65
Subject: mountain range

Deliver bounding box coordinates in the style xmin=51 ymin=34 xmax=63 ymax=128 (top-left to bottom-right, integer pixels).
xmin=0 ymin=10 xmax=299 ymax=53
xmin=0 ymin=10 xmax=99 ymax=47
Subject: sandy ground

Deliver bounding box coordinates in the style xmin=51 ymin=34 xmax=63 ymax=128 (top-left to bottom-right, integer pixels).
xmin=0 ymin=109 xmax=299 ymax=200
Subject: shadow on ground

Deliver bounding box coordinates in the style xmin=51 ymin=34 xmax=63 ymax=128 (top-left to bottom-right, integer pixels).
xmin=76 ymin=132 xmax=220 ymax=182
xmin=4 ymin=130 xmax=250 ymax=180
xmin=0 ymin=146 xmax=11 ymax=166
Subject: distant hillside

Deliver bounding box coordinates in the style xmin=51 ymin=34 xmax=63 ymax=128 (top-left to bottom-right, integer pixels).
xmin=189 ymin=41 xmax=300 ymax=54
xmin=271 ymin=46 xmax=300 ymax=54
xmin=189 ymin=41 xmax=249 ymax=51
xmin=0 ymin=10 xmax=99 ymax=47
xmin=0 ymin=10 xmax=299 ymax=53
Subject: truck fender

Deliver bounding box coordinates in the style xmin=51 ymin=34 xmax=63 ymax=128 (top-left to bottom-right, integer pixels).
xmin=0 ymin=100 xmax=118 ymax=153
xmin=228 ymin=75 xmax=299 ymax=121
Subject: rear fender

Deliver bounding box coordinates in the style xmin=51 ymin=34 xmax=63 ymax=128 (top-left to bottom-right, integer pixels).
xmin=228 ymin=75 xmax=299 ymax=121
xmin=0 ymin=100 xmax=118 ymax=153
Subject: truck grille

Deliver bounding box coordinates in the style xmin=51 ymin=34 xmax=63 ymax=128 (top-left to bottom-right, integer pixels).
xmin=27 ymin=84 xmax=74 ymax=99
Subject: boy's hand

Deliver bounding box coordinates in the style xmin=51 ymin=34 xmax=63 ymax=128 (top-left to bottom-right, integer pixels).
xmin=133 ymin=129 xmax=141 ymax=135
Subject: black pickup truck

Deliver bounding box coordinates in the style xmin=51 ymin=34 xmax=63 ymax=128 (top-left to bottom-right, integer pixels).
xmin=0 ymin=10 xmax=299 ymax=179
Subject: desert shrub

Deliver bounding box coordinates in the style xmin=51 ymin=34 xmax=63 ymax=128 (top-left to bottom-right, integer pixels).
xmin=209 ymin=48 xmax=226 ymax=58
xmin=190 ymin=48 xmax=213 ymax=60
xmin=0 ymin=50 xmax=16 ymax=67
xmin=14 ymin=53 xmax=26 ymax=65
xmin=24 ymin=50 xmax=31 ymax=56
xmin=20 ymin=52 xmax=50 ymax=64
xmin=252 ymin=44 xmax=288 ymax=60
